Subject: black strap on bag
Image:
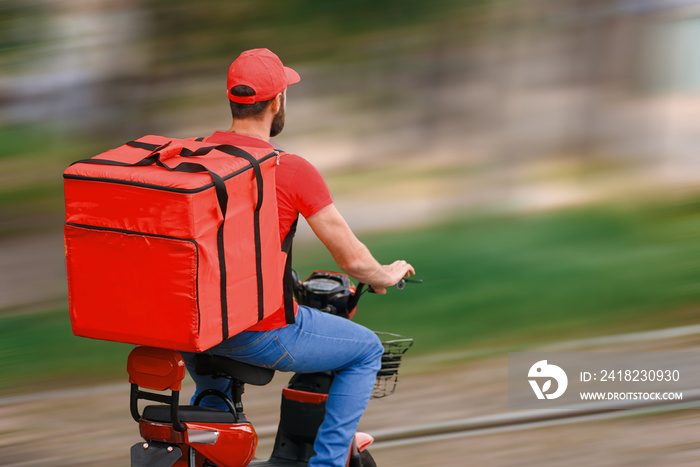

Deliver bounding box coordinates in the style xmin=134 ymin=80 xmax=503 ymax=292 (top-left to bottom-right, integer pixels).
xmin=136 ymin=140 xmax=270 ymax=332
xmin=281 ymin=218 xmax=298 ymax=324
xmin=195 ymin=144 xmax=266 ymax=324
xmin=72 ymin=139 xmax=270 ymax=340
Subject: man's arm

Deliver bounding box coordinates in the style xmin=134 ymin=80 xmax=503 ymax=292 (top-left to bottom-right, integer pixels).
xmin=306 ymin=204 xmax=415 ymax=294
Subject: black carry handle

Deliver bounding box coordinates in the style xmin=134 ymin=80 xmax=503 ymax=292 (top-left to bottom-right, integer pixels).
xmin=127 ymin=141 xmax=267 ymax=219
xmin=71 ymin=142 xmax=229 ymax=219
xmin=163 ymin=160 xmax=228 ymax=217
xmin=72 ymin=140 xmax=269 ymax=220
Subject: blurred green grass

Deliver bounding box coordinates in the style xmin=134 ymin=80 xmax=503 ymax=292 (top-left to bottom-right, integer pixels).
xmin=295 ymin=199 xmax=700 ymax=353
xmin=2 ymin=199 xmax=700 ymax=395
xmin=0 ymin=124 xmax=106 ymax=234
xmin=0 ymin=310 xmax=131 ymax=394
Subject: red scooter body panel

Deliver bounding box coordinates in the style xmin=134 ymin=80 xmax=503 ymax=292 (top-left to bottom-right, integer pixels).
xmin=185 ymin=421 xmax=257 ymax=467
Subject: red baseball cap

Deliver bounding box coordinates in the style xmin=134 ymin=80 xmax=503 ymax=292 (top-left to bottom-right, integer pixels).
xmin=227 ymin=48 xmax=300 ymax=104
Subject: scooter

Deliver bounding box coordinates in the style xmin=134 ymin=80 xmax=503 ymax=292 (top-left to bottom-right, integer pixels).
xmin=128 ymin=271 xmax=414 ymax=467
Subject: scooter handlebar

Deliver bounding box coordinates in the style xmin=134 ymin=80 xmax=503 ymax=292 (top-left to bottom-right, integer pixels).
xmin=348 ymin=278 xmax=421 ymax=310
xmin=371 ymin=278 xmax=422 ymax=292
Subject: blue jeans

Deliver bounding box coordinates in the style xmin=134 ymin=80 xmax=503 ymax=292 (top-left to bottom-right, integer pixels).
xmin=180 ymin=305 xmax=384 ymax=467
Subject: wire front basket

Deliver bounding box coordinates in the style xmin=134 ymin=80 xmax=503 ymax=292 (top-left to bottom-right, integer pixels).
xmin=371 ymin=332 xmax=413 ymax=399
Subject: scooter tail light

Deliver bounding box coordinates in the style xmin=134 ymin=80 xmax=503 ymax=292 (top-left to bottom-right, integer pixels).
xmin=139 ymin=419 xmax=185 ymax=444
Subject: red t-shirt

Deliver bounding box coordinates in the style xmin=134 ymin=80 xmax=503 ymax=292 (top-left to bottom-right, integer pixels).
xmin=204 ymin=131 xmax=333 ymax=330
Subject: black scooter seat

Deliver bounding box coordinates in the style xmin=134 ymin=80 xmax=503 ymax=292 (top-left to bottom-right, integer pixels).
xmin=142 ymin=404 xmax=241 ymax=424
xmin=194 ymin=354 xmax=275 ymax=386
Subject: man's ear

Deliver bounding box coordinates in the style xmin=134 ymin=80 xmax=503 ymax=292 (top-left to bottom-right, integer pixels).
xmin=271 ymin=92 xmax=283 ymax=113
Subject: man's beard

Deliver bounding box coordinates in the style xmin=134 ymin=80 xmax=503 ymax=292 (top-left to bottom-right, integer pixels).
xmin=270 ymin=105 xmax=286 ymax=137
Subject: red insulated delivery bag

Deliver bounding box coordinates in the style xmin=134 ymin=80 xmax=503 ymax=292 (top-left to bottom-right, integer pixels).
xmin=64 ymin=135 xmax=288 ymax=352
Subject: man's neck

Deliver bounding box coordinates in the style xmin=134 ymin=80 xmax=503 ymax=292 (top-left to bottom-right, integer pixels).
xmin=226 ymin=120 xmax=270 ymax=142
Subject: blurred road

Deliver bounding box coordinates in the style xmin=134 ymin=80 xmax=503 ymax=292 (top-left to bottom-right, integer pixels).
xmin=3 ymin=325 xmax=700 ymax=466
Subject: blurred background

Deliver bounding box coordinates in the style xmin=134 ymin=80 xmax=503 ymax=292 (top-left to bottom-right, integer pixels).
xmin=3 ymin=0 xmax=700 ymax=465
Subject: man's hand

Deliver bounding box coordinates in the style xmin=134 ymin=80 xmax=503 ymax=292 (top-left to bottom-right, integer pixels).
xmin=371 ymin=260 xmax=416 ymax=295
